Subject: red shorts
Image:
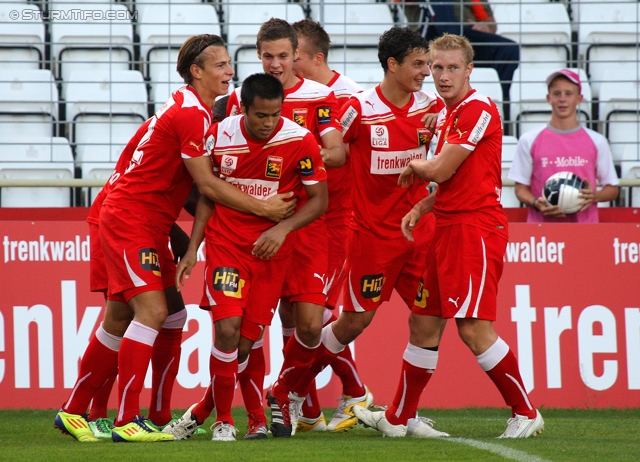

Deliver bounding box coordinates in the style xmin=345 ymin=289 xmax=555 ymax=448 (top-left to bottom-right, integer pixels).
xmin=200 ymin=241 xmax=290 ymax=327
xmin=325 ymin=212 xmax=349 ymax=310
xmin=342 ymin=228 xmax=428 ymax=312
xmin=281 ymin=219 xmax=328 ymax=306
xmin=89 ymin=222 xmax=108 ymax=294
xmin=412 ymin=223 xmax=507 ymax=321
xmin=99 ymin=205 xmax=176 ymax=303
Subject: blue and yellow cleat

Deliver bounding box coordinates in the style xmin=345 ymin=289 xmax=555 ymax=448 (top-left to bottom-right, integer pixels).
xmin=112 ymin=416 xmax=175 ymax=442
xmin=54 ymin=411 xmax=100 ymax=443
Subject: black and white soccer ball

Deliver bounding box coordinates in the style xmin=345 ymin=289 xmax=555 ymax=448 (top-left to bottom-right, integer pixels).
xmin=543 ymin=171 xmax=586 ymax=214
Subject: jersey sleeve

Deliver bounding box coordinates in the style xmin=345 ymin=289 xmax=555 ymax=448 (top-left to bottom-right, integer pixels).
xmin=592 ymin=132 xmax=620 ymax=186
xmin=315 ymin=91 xmax=342 ymax=138
xmin=297 ymin=132 xmax=327 ymax=185
xmin=508 ymin=131 xmax=535 ymax=185
xmin=338 ymin=97 xmax=362 ymax=144
xmin=445 ymin=101 xmax=497 ymax=152
xmin=226 ymin=90 xmax=240 ymax=117
xmin=174 ymin=108 xmax=210 ymax=159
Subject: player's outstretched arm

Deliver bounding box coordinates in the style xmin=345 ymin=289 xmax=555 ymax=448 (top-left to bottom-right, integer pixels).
xmin=401 ymin=193 xmax=435 ymax=242
xmin=184 ymin=156 xmax=296 ymax=222
xmin=252 ymin=181 xmax=328 ymax=259
xmin=175 ymin=194 xmax=214 ymax=291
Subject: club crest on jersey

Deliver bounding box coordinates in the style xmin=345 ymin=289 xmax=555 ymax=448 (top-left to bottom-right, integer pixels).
xmin=360 ymin=273 xmax=385 ymax=302
xmin=220 ymin=155 xmax=238 ymax=176
xmin=265 ymin=155 xmax=283 ymax=179
xmin=205 ymin=134 xmax=215 ymax=155
xmin=299 ymin=156 xmax=314 ymax=176
xmin=370 ymin=125 xmax=389 ymax=148
xmin=414 ymin=279 xmax=428 ymax=309
xmin=139 ymin=248 xmax=160 ymax=276
xmin=213 ymin=267 xmax=245 ymax=298
xmin=293 ymin=108 xmax=307 ymax=128
xmin=317 ymin=106 xmax=331 ymax=125
xmin=417 ymin=128 xmax=433 ymax=146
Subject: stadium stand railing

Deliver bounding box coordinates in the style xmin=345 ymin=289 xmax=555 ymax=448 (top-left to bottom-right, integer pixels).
xmin=0 ymin=0 xmax=638 ymax=208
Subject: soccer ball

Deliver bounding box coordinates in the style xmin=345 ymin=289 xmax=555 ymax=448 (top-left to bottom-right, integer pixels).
xmin=543 ymin=171 xmax=586 ymax=214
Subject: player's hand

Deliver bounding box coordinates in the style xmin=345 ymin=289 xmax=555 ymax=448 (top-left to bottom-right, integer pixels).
xmin=421 ymin=113 xmax=438 ymax=132
xmin=538 ymin=198 xmax=566 ymax=218
xmin=401 ymin=208 xmax=422 ymax=242
xmin=262 ymin=192 xmax=297 ymax=223
xmin=252 ymin=225 xmax=288 ymax=259
xmin=175 ymin=248 xmax=198 ymax=291
xmin=398 ymin=165 xmax=416 ymax=188
xmin=578 ymin=179 xmax=597 ymax=211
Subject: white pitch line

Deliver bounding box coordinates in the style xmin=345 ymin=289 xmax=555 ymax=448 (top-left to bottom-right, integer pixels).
xmin=444 ymin=437 xmax=552 ymax=462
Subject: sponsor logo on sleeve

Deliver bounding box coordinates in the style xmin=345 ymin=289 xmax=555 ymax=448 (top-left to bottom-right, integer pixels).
xmin=340 ymin=106 xmax=358 ymax=132
xmin=293 ymin=108 xmax=307 ymax=128
xmin=468 ymin=110 xmax=491 ymax=144
xmin=205 ymin=134 xmax=215 ymax=155
xmin=265 ymin=155 xmax=283 ymax=179
xmin=139 ymin=248 xmax=161 ymax=276
xmin=370 ymin=125 xmax=389 ymax=148
xmin=317 ymin=106 xmax=331 ymax=125
xmin=299 ymin=156 xmax=315 ymax=176
xmin=212 ymin=267 xmax=245 ymax=298
xmin=360 ymin=273 xmax=385 ymax=302
xmin=220 ymin=155 xmax=238 ymax=176
xmin=189 ymin=140 xmax=202 ymax=151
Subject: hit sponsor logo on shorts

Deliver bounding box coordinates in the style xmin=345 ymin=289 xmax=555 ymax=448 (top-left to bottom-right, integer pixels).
xmin=213 ymin=266 xmax=245 ymax=298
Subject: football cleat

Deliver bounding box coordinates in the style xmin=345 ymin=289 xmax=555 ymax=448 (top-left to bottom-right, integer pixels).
xmin=327 ymin=385 xmax=374 ymax=432
xmin=244 ymin=413 xmax=268 ymax=440
xmin=297 ymin=413 xmax=327 ymax=433
xmin=161 ymin=404 xmax=202 ymax=440
xmin=211 ymin=422 xmax=237 ymax=441
xmin=266 ymin=388 xmax=292 ymax=438
xmin=288 ymin=392 xmax=305 ymax=437
xmin=407 ymin=416 xmax=449 ymax=438
xmin=353 ymin=405 xmax=407 ymax=437
xmin=498 ymin=409 xmax=545 ymax=438
xmin=88 ymin=417 xmax=115 ymax=440
xmin=54 ymin=411 xmax=100 ymax=443
xmin=112 ymin=416 xmax=175 ymax=442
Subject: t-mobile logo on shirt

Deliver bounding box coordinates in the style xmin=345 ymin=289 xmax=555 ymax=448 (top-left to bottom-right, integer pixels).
xmin=541 ymin=156 xmax=588 ymax=168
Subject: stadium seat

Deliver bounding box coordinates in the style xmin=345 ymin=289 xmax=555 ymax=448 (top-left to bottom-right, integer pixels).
xmin=501 ymin=135 xmax=520 ymax=207
xmin=0 ymin=69 xmax=58 ymax=138
xmin=0 ymin=3 xmax=45 ymax=69
xmin=470 ymin=67 xmax=504 ymax=119
xmin=620 ymin=161 xmax=640 ymax=207
xmin=510 ymin=67 xmax=592 ymax=138
xmin=578 ymin=2 xmax=640 ymax=98
xmin=225 ymin=3 xmax=305 ymax=84
xmin=150 ymin=69 xmax=186 ymax=113
xmin=492 ymin=3 xmax=572 ymax=70
xmin=49 ymin=2 xmax=134 ymax=82
xmin=599 ymin=68 xmax=640 ymax=164
xmin=327 ymin=46 xmax=381 ymax=90
xmin=64 ymin=70 xmax=147 ymax=186
xmin=0 ymin=136 xmax=75 ymax=207
xmin=310 ymin=1 xmax=394 ymax=46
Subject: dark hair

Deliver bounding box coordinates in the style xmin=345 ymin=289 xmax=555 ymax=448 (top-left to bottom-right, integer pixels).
xmin=292 ymin=19 xmax=331 ymax=60
xmin=240 ymin=73 xmax=285 ymax=111
xmin=176 ymin=34 xmax=226 ymax=84
xmin=378 ymin=26 xmax=429 ymax=72
xmin=256 ymin=18 xmax=297 ymax=52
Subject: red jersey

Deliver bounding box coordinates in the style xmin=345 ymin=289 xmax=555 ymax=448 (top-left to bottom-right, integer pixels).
xmin=326 ymin=72 xmax=362 ymax=217
xmin=432 ymin=89 xmax=507 ymax=234
xmin=205 ymin=115 xmax=327 ymax=258
xmin=339 ymin=85 xmax=444 ymax=239
xmin=226 ymin=78 xmax=341 ymax=146
xmin=103 ymin=86 xmax=212 ymax=234
xmin=86 ymin=120 xmax=150 ymax=225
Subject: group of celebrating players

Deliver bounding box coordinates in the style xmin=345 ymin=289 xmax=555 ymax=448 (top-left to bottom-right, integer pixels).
xmin=53 ymin=17 xmax=545 ymax=443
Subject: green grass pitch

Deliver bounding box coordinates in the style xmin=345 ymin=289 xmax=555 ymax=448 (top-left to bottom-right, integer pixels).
xmin=1 ymin=408 xmax=639 ymax=461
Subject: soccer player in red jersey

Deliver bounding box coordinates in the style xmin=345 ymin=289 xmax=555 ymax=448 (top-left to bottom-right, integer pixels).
xmin=166 ymin=73 xmax=327 ymax=441
xmin=289 ymin=18 xmax=370 ymax=433
xmin=355 ymin=33 xmax=544 ymax=439
xmin=54 ymin=35 xmax=295 ymax=443
xmin=273 ymin=26 xmax=446 ymax=436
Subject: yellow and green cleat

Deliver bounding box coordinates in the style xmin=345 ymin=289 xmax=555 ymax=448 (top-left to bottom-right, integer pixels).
xmin=88 ymin=418 xmax=115 ymax=440
xmin=112 ymin=416 xmax=175 ymax=442
xmin=54 ymin=411 xmax=100 ymax=443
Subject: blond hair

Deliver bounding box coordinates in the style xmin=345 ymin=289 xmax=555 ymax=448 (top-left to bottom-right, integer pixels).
xmin=429 ymin=33 xmax=474 ymax=65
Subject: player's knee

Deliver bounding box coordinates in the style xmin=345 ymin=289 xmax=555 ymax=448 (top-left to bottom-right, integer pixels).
xmin=295 ymin=320 xmax=323 ymax=346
